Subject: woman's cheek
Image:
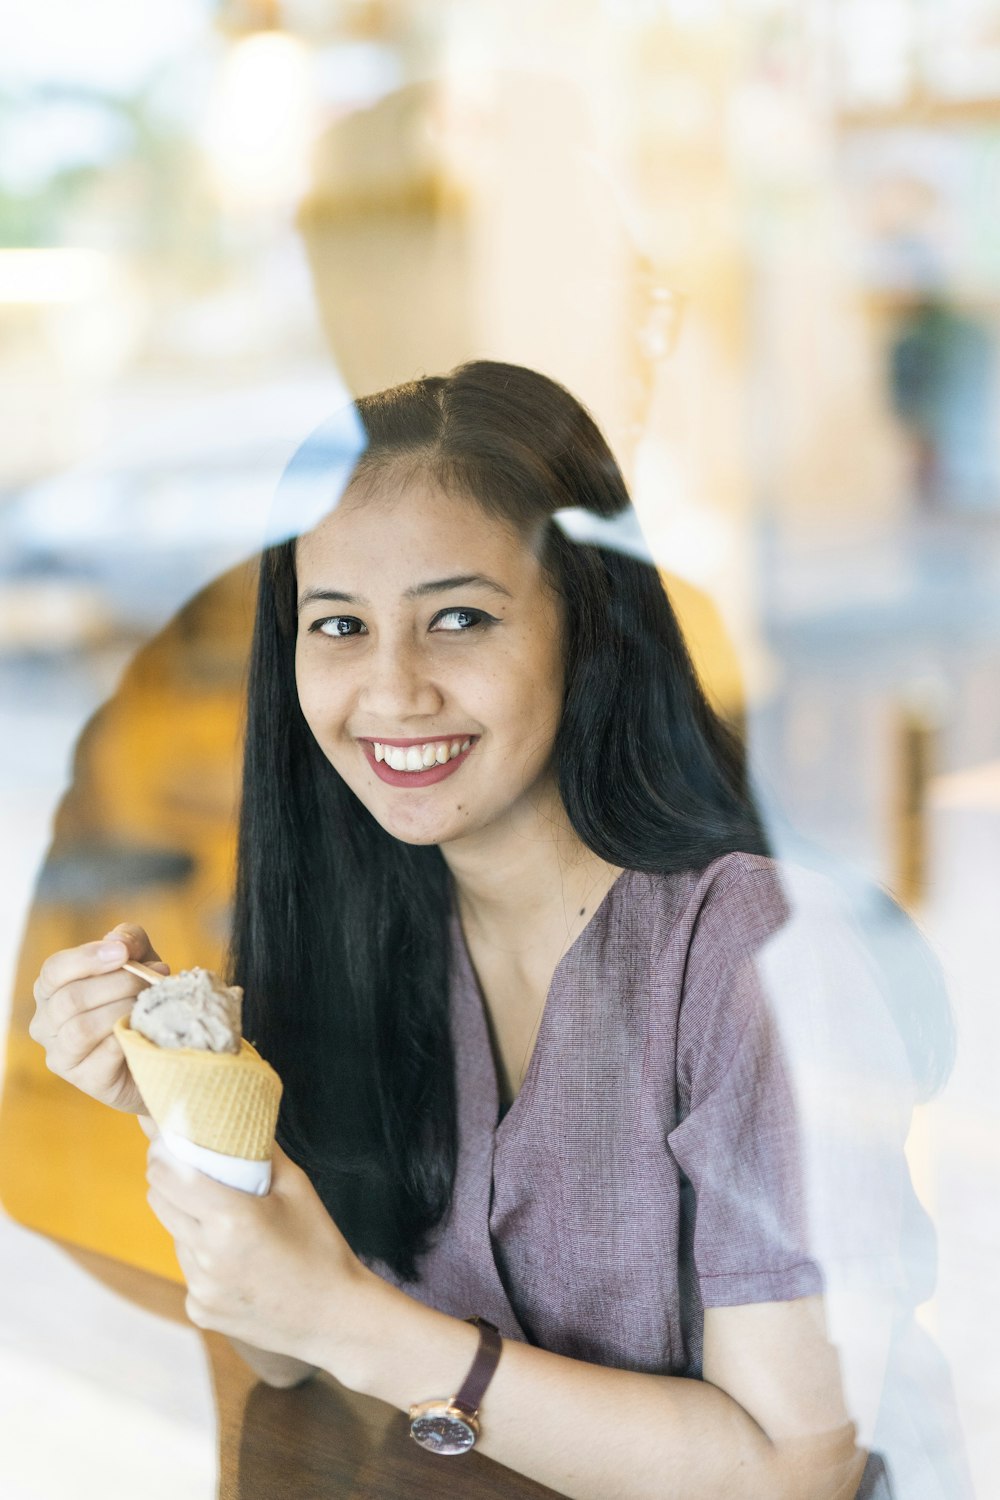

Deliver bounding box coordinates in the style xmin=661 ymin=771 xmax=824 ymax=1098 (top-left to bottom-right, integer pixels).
xmin=293 ymin=646 xmax=311 ymax=715
xmin=295 ymin=648 xmax=335 ymax=734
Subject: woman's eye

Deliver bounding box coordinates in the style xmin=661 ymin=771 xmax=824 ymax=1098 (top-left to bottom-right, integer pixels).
xmin=431 ymin=607 xmax=492 ymax=632
xmin=310 ymin=616 xmax=366 ymax=638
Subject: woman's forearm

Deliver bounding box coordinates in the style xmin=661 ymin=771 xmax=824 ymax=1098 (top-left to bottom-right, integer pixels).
xmin=315 ymin=1269 xmax=866 ymax=1500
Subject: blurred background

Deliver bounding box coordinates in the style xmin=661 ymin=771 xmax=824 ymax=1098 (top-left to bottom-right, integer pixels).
xmin=1 ymin=1 xmax=998 ymax=1496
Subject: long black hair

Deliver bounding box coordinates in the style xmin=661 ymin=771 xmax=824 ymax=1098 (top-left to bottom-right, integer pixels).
xmin=228 ymin=360 xmax=772 ymax=1279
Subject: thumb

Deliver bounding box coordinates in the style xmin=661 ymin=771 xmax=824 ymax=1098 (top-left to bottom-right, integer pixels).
xmin=102 ymin=923 xmax=166 ymax=968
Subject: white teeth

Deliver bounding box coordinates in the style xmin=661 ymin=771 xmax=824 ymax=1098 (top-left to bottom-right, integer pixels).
xmin=373 ymin=738 xmax=476 ymax=772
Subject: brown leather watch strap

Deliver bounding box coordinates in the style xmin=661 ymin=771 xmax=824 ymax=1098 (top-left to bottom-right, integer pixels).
xmin=452 ymin=1316 xmax=502 ymax=1418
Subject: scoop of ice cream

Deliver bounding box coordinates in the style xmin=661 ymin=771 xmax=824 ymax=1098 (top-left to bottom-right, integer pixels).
xmin=130 ymin=967 xmax=243 ymax=1054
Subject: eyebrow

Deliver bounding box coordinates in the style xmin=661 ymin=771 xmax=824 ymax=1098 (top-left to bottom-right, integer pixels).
xmin=297 ymin=574 xmax=513 ymax=611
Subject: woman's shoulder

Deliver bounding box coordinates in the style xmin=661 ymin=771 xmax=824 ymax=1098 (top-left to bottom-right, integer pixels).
xmin=621 ymin=851 xmax=791 ymax=943
xmin=624 ymin=848 xmax=793 ymax=903
xmin=619 ymin=851 xmax=861 ymax=978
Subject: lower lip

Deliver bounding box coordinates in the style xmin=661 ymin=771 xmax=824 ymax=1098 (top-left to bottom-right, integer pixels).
xmin=362 ymin=740 xmax=478 ymax=788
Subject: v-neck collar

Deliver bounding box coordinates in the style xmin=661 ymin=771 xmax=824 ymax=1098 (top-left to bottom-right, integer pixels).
xmin=449 ymin=868 xmax=632 ymax=1135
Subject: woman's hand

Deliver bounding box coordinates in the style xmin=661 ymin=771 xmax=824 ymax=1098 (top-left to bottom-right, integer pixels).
xmin=145 ymin=1139 xmax=369 ymax=1372
xmin=29 ymin=923 xmax=169 ymax=1114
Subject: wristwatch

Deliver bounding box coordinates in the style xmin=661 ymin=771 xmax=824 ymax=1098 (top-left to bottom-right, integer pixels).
xmin=408 ymin=1315 xmax=503 ymax=1455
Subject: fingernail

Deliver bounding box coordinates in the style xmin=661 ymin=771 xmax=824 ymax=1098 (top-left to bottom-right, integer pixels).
xmin=97 ymin=941 xmax=127 ymax=962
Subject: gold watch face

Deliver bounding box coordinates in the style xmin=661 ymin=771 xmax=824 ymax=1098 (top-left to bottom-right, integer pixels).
xmin=409 ymin=1401 xmax=478 ymax=1455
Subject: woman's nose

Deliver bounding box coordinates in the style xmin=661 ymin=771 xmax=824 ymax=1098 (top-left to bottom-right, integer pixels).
xmin=357 ymin=639 xmax=443 ymax=720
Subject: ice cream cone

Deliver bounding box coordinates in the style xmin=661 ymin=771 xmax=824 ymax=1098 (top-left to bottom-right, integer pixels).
xmin=114 ymin=1015 xmax=282 ymax=1161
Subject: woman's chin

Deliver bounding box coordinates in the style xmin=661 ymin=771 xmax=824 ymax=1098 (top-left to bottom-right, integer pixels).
xmin=370 ymin=802 xmax=470 ymax=848
xmin=383 ymin=823 xmax=448 ymax=847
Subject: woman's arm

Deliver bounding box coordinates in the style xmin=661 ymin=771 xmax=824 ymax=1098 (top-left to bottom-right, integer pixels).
xmin=144 ymin=1142 xmax=867 ymax=1499
xmin=328 ymin=1272 xmax=867 ymax=1500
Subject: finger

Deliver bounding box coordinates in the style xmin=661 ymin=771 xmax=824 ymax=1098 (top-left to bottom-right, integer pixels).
xmin=53 ymin=1011 xmax=135 ymax=1077
xmin=137 ymin=1114 xmax=159 ymax=1141
xmin=147 ymin=1141 xmax=203 ymax=1201
xmin=175 ymin=1242 xmax=208 ymax=1290
xmin=41 ymin=969 xmax=149 ymax=1034
xmin=147 ymin=1182 xmax=202 ymax=1244
xmin=35 ymin=939 xmax=141 ymax=1005
xmin=147 ymin=1143 xmax=244 ymax=1219
xmin=102 ymin=924 xmax=164 ymax=967
xmin=50 ymin=1031 xmax=145 ymax=1116
xmin=185 ymin=1292 xmax=213 ymax=1330
xmin=32 ymin=989 xmax=128 ymax=1063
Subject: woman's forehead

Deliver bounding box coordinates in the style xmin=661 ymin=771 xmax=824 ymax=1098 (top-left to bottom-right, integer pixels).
xmin=294 ymin=479 xmax=546 ymax=587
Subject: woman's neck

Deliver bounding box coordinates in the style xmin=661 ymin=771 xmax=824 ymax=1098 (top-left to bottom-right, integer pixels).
xmin=441 ymin=783 xmax=624 ymax=964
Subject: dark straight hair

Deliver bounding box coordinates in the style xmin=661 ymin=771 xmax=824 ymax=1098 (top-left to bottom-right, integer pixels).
xmin=229 ymin=360 xmax=769 ymax=1279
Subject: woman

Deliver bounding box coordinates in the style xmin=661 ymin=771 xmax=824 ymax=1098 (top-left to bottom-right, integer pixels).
xmin=33 ymin=361 xmax=906 ymax=1498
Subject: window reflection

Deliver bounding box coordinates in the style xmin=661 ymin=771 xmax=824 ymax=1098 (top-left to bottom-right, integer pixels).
xmin=1 ymin=3 xmax=996 ymax=1498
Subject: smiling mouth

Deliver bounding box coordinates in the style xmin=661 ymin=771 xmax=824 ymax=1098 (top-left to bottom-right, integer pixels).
xmin=366 ymin=736 xmax=476 ymax=773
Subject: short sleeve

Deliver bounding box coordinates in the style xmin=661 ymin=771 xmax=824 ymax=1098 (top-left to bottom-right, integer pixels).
xmin=666 ymin=856 xmax=965 ymax=1494
xmin=666 ymin=862 xmax=825 ymax=1308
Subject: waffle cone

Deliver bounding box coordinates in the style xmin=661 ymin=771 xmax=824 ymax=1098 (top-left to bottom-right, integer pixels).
xmin=114 ymin=1016 xmax=282 ymax=1161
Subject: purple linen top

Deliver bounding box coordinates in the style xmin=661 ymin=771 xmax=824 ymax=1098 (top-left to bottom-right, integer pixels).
xmin=366 ymin=850 xmax=965 ymax=1497
xmin=377 ymin=852 xmax=824 ymax=1376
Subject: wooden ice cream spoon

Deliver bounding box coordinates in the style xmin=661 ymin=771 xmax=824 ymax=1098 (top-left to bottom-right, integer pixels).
xmin=122 ymin=959 xmax=168 ymax=986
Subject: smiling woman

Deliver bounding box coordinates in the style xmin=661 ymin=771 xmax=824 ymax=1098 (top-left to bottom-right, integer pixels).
xmin=30 ymin=361 xmax=955 ymax=1500
xmin=292 ymin=477 xmax=569 ymax=848
xmin=240 ymin=364 xmax=770 ymax=1243
xmin=215 ymin=361 xmax=880 ymax=1497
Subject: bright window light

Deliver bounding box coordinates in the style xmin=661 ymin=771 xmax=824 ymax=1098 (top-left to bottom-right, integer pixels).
xmin=0 ymin=248 xmax=111 ymax=304
xmin=203 ymin=30 xmax=317 ymax=213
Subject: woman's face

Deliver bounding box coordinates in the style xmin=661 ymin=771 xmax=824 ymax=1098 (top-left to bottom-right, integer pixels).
xmin=294 ymin=476 xmax=566 ymax=850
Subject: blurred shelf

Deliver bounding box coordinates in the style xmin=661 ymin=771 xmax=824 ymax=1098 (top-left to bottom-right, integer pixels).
xmin=838 ymin=95 xmax=1000 ymax=129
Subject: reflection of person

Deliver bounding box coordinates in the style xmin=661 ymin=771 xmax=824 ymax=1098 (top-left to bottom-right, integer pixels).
xmin=888 ymin=296 xmax=997 ymax=512
xmin=0 ymin=68 xmax=748 ymax=1322
xmin=32 ymin=362 xmax=892 ymax=1497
